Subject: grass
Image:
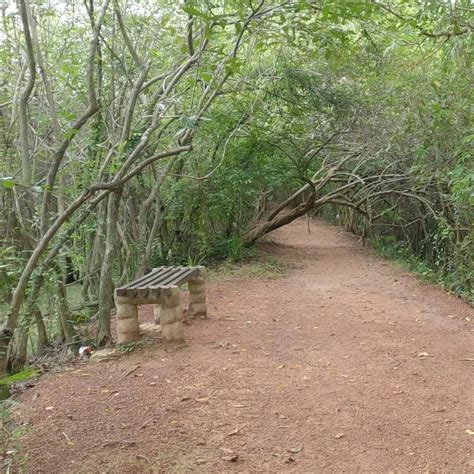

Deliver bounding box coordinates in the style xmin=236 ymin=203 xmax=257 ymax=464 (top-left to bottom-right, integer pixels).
xmin=209 ymin=254 xmax=290 ymax=282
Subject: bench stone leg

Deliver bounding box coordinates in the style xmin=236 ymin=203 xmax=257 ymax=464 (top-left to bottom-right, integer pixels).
xmin=160 ymin=287 xmax=185 ymax=342
xmin=153 ymin=304 xmax=161 ymax=325
xmin=187 ymin=266 xmax=207 ymax=319
xmin=115 ymin=295 xmax=140 ymax=344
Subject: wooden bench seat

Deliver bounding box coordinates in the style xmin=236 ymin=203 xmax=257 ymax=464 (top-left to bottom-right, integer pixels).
xmin=114 ymin=266 xmax=207 ymax=344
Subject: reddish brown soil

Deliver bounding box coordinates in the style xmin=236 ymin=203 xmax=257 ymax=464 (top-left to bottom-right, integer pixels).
xmin=13 ymin=219 xmax=474 ymax=473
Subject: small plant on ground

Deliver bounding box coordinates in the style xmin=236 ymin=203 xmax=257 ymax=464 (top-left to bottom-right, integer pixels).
xmin=116 ymin=340 xmax=148 ymax=353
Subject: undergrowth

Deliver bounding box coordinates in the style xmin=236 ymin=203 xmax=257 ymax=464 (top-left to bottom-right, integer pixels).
xmin=370 ymin=235 xmax=473 ymax=304
xmin=0 ymin=400 xmax=27 ymax=472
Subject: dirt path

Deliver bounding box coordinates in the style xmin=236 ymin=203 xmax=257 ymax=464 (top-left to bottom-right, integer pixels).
xmin=13 ymin=219 xmax=474 ymax=473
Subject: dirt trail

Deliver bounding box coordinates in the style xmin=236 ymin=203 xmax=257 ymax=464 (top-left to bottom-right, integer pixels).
xmin=13 ymin=219 xmax=474 ymax=473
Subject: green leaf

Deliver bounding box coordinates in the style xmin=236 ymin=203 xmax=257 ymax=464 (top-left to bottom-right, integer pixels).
xmin=63 ymin=128 xmax=79 ymax=140
xmin=1 ymin=177 xmax=15 ymax=189
xmin=182 ymin=5 xmax=204 ymax=18
xmin=200 ymin=72 xmax=213 ymax=83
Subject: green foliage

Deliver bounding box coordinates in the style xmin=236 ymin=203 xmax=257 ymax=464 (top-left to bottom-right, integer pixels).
xmin=0 ymin=368 xmax=41 ymax=386
xmin=0 ymin=247 xmax=25 ymax=319
xmin=116 ymin=341 xmax=147 ymax=353
xmin=0 ymin=399 xmax=28 ymax=470
xmin=371 ymin=235 xmax=473 ymax=303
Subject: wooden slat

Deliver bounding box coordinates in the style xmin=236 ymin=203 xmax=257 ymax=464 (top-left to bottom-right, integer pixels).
xmin=121 ymin=266 xmax=166 ymax=289
xmin=116 ymin=268 xmax=167 ymax=296
xmin=116 ymin=287 xmax=137 ymax=297
xmin=116 ymin=266 xmax=201 ymax=297
xmin=149 ymin=267 xmax=193 ymax=288
xmin=128 ymin=266 xmax=176 ymax=289
xmin=135 ymin=267 xmax=184 ymax=297
xmin=167 ymin=267 xmax=199 ymax=286
xmin=126 ymin=266 xmax=171 ymax=289
xmin=143 ymin=267 xmax=185 ymax=287
xmin=135 ymin=287 xmax=149 ymax=298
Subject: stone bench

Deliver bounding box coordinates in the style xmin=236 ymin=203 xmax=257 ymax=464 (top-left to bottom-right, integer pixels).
xmin=114 ymin=266 xmax=207 ymax=344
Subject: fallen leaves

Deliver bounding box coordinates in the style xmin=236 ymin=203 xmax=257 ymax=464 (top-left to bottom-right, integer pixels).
xmin=222 ymin=454 xmax=239 ymax=462
xmin=136 ymin=454 xmax=151 ymax=464
xmin=102 ymin=440 xmax=136 ymax=448
xmin=220 ymin=447 xmax=239 ymax=462
xmin=140 ymin=418 xmax=156 ymax=430
xmin=213 ymin=341 xmax=236 ymax=349
xmin=287 ymin=445 xmax=303 ymax=454
xmin=121 ymin=364 xmax=141 ymax=378
xmin=220 ymin=447 xmax=233 ymax=454
xmin=62 ymin=431 xmax=74 ymax=446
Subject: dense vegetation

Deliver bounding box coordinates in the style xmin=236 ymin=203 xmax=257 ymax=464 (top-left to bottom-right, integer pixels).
xmin=0 ymin=0 xmax=472 ymax=374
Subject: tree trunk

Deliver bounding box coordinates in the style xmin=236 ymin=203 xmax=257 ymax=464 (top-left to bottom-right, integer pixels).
xmin=243 ymin=192 xmax=316 ymax=246
xmin=34 ymin=306 xmax=49 ymax=354
xmin=18 ymin=0 xmax=36 ymax=187
xmin=96 ymin=190 xmax=122 ymax=346
xmin=57 ymin=272 xmax=80 ymax=353
xmin=82 ymin=203 xmax=106 ymax=300
xmin=7 ymin=326 xmax=29 ymax=373
xmin=0 ymin=330 xmax=12 ymax=377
